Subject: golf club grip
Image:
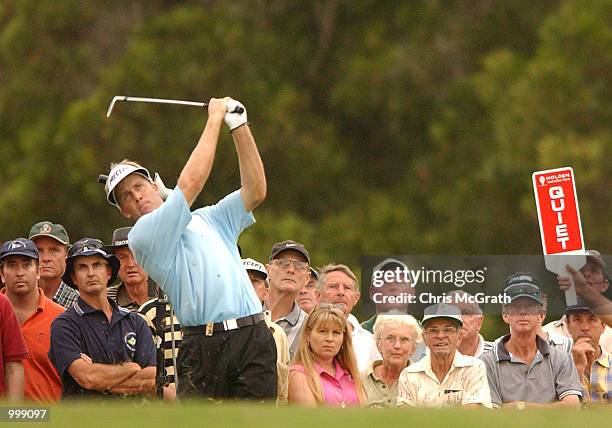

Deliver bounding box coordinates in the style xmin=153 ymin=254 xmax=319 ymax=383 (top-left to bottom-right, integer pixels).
xmin=202 ymin=103 xmax=245 ymax=114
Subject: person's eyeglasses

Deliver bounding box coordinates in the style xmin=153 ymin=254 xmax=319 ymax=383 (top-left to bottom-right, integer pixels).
xmin=424 ymin=327 xmax=458 ymax=337
xmin=383 ymin=335 xmax=412 ymax=346
xmin=272 ymin=258 xmax=308 ymax=272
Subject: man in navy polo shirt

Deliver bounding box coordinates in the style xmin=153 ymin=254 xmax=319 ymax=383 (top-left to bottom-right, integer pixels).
xmin=103 ymin=97 xmax=276 ymax=400
xmin=48 ymin=238 xmax=156 ymax=399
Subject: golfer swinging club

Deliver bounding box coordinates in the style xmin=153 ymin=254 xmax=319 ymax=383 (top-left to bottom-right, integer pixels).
xmin=104 ymin=97 xmax=277 ymax=400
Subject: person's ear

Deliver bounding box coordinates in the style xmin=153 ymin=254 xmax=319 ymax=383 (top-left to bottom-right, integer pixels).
xmin=502 ymin=311 xmax=510 ymax=324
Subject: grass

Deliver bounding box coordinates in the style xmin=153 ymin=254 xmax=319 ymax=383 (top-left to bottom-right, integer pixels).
xmin=22 ymin=402 xmax=610 ymax=427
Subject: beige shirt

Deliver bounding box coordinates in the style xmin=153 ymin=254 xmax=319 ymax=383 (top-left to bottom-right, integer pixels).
xmin=543 ymin=315 xmax=612 ymax=354
xmin=397 ymin=351 xmax=492 ymax=408
xmin=362 ymin=360 xmax=402 ymax=407
xmin=265 ymin=314 xmax=290 ymax=405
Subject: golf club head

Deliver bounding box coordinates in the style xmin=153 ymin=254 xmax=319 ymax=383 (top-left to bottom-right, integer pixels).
xmin=106 ymin=96 xmax=126 ymax=118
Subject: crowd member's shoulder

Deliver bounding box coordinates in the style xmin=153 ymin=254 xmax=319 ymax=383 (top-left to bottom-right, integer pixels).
xmin=455 ymin=352 xmax=485 ymax=368
xmin=46 ymin=298 xmax=66 ymax=317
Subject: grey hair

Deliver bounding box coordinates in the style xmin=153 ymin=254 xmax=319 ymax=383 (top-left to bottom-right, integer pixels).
xmin=446 ymin=290 xmax=483 ymax=315
xmin=373 ymin=314 xmax=422 ymax=345
xmin=317 ymin=263 xmax=359 ymax=292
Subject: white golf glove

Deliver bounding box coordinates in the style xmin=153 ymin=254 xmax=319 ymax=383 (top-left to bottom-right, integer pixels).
xmin=154 ymin=173 xmax=172 ymax=201
xmin=224 ymin=99 xmax=248 ymax=131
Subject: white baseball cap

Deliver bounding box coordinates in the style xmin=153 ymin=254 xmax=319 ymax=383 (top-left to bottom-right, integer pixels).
xmin=242 ymin=258 xmax=268 ymax=280
xmin=105 ymin=163 xmax=152 ymax=207
xmin=421 ymin=303 xmax=463 ymax=327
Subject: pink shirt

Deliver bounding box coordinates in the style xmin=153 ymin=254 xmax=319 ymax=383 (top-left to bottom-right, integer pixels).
xmin=290 ymin=360 xmax=360 ymax=407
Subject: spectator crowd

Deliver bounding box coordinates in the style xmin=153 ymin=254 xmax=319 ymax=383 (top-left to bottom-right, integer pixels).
xmin=0 ymin=222 xmax=610 ymax=408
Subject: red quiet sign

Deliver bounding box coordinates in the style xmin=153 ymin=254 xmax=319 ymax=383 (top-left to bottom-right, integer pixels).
xmin=532 ymin=167 xmax=584 ymax=255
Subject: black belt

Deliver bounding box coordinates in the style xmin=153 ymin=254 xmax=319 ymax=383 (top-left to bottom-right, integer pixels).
xmin=183 ymin=313 xmax=265 ymax=336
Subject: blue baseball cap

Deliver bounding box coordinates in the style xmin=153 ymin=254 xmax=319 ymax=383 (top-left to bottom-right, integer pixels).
xmin=63 ymin=238 xmax=120 ymax=289
xmin=0 ymin=238 xmax=39 ymax=260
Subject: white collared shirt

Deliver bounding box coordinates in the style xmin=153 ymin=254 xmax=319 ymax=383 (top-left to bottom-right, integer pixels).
xmin=348 ymin=314 xmax=381 ymax=372
xmin=397 ymin=351 xmax=492 ymax=408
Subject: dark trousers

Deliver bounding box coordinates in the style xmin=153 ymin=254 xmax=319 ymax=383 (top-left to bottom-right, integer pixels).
xmin=177 ymin=320 xmax=277 ymax=400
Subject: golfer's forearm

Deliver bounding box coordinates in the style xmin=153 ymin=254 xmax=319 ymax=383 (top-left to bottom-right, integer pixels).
xmin=233 ymin=125 xmax=266 ymax=211
xmin=178 ymin=116 xmax=223 ymax=207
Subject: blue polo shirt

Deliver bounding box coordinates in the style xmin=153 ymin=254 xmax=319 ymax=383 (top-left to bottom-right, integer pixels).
xmin=48 ymin=297 xmax=156 ymax=399
xmin=128 ymin=187 xmax=262 ymax=326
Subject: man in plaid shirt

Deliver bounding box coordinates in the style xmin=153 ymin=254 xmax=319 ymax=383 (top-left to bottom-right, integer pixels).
xmin=566 ymin=303 xmax=611 ymax=404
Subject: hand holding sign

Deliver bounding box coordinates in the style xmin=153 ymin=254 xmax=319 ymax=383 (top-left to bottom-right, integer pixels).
xmin=532 ymin=167 xmax=585 ymax=306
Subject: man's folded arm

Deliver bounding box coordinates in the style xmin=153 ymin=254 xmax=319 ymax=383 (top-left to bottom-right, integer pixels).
xmin=67 ymin=359 xmax=141 ymax=392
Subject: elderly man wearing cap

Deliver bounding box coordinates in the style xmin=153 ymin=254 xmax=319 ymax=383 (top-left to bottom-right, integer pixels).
xmin=296 ymin=267 xmax=319 ymax=315
xmin=104 ymin=98 xmax=276 ymax=400
xmin=480 ymin=273 xmax=582 ymax=409
xmin=264 ymin=240 xmax=311 ymax=359
xmin=242 ymin=258 xmax=290 ymax=405
xmin=565 ymin=302 xmax=611 ymax=404
xmin=1 ymin=238 xmax=64 ymax=403
xmin=445 ymin=290 xmax=494 ymax=358
xmin=28 ymin=221 xmax=79 ymax=308
xmin=48 ymin=238 xmax=156 ymax=399
xmin=397 ymin=303 xmax=491 ymax=408
xmin=546 ymin=250 xmax=612 ymax=353
xmin=106 ymin=227 xmax=158 ymax=311
xmin=316 ymin=263 xmax=381 ymax=371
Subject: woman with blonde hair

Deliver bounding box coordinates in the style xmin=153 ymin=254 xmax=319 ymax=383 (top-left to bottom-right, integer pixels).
xmin=288 ymin=305 xmax=365 ymax=406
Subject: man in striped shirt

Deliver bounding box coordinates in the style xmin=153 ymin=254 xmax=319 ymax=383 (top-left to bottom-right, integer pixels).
xmin=139 ymin=298 xmax=181 ymax=401
xmin=105 ymin=227 xmax=157 ymax=311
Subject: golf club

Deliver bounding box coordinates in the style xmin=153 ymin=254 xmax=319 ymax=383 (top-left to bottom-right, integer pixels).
xmin=106 ymin=96 xmax=244 ymax=118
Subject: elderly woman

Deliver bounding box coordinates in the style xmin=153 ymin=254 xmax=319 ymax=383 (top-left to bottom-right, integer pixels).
xmin=288 ymin=305 xmax=365 ymax=406
xmin=362 ymin=315 xmax=421 ymax=407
